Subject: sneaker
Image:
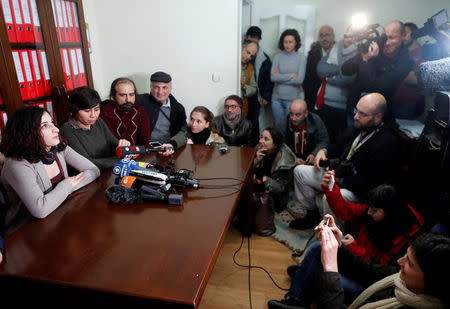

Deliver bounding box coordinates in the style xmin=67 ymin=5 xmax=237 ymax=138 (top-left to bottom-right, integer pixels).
xmin=289 ymin=209 xmax=322 ymax=230
xmin=267 ymin=297 xmax=307 ymax=309
xmin=286 ymin=264 xmax=301 ymax=278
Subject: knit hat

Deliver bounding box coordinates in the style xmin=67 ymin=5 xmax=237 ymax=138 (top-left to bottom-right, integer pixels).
xmin=225 ymin=95 xmax=243 ymax=107
xmin=150 ymin=71 xmax=172 ymax=83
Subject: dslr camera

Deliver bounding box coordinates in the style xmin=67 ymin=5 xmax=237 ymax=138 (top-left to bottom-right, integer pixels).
xmin=352 ymin=24 xmax=388 ymax=54
xmin=319 ymin=159 xmax=357 ymax=178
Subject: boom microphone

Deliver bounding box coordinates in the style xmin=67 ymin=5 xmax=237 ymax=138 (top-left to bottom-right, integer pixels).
xmin=417 ymin=57 xmax=450 ymax=91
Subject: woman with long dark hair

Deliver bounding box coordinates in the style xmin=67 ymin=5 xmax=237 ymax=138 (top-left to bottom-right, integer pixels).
xmin=253 ymin=127 xmax=296 ymax=236
xmin=0 ymin=106 xmax=100 ymax=235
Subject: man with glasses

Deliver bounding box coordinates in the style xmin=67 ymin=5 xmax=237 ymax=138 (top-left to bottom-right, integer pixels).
xmin=136 ymin=71 xmax=187 ymax=155
xmin=289 ymin=93 xmax=402 ymax=230
xmin=215 ymin=95 xmax=255 ymax=146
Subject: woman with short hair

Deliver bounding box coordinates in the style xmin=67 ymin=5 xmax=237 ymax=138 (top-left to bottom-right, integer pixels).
xmin=61 ymin=87 xmax=130 ymax=170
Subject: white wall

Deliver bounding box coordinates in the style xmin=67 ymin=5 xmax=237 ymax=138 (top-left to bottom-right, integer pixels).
xmin=82 ymin=0 xmax=241 ymax=116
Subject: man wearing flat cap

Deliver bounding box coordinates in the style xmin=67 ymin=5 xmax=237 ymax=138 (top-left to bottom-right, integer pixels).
xmin=214 ymin=95 xmax=255 ymax=146
xmin=136 ymin=71 xmax=187 ymax=155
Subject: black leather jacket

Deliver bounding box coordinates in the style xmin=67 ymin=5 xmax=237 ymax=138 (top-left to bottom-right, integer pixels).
xmin=214 ymin=115 xmax=256 ymax=147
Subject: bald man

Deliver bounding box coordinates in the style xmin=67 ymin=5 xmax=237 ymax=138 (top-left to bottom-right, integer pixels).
xmin=289 ymin=93 xmax=402 ymax=230
xmin=345 ymin=21 xmax=413 ymax=123
xmin=286 ymin=99 xmax=329 ymax=166
xmin=303 ymin=25 xmax=335 ymax=110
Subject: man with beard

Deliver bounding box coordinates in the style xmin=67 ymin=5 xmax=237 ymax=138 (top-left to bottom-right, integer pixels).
xmin=285 ymin=99 xmax=329 ymax=166
xmin=214 ymin=95 xmax=255 ymax=146
xmin=289 ymin=93 xmax=402 ymax=230
xmin=101 ymin=77 xmax=151 ymax=145
xmin=267 ymin=183 xmax=423 ymax=309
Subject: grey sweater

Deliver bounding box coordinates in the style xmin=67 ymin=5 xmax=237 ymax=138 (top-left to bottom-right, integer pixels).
xmin=271 ymin=50 xmax=307 ymax=100
xmin=61 ymin=118 xmax=119 ymax=170
xmin=2 ymin=146 xmax=100 ymax=235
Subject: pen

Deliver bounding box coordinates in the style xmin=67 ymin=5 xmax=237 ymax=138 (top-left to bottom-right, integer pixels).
xmin=324 ymin=217 xmax=330 ymax=226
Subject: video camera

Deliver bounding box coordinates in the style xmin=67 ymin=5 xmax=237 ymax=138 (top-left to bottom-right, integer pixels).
xmin=352 ymin=23 xmax=388 ymax=54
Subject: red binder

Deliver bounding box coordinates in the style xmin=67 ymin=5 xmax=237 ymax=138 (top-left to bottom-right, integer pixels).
xmin=10 ymin=0 xmax=25 ymax=42
xmin=18 ymin=0 xmax=34 ymax=42
xmin=37 ymin=50 xmax=51 ymax=96
xmin=28 ymin=0 xmax=42 ymax=43
xmin=59 ymin=0 xmax=70 ymax=42
xmin=60 ymin=48 xmax=73 ymax=90
xmin=70 ymin=1 xmax=80 ymax=42
xmin=68 ymin=48 xmax=80 ymax=87
xmin=19 ymin=50 xmax=37 ymax=99
xmin=0 ymin=92 xmax=3 ymax=106
xmin=12 ymin=50 xmax=33 ymax=100
xmin=29 ymin=50 xmax=44 ymax=97
xmin=44 ymin=100 xmax=56 ymax=122
xmin=51 ymin=0 xmax=63 ymax=42
xmin=1 ymin=0 xmax=17 ymax=42
xmin=76 ymin=48 xmax=87 ymax=86
xmin=64 ymin=0 xmax=74 ymax=42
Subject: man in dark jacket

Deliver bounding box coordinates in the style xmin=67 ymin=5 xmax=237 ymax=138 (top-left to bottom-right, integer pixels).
xmin=215 ymin=95 xmax=255 ymax=146
xmin=344 ymin=21 xmax=413 ymax=124
xmin=289 ymin=93 xmax=402 ymax=230
xmin=285 ymin=99 xmax=329 ymax=165
xmin=245 ymin=26 xmax=274 ymax=137
xmin=303 ymin=25 xmax=335 ymax=110
xmin=135 ymin=71 xmax=187 ymax=154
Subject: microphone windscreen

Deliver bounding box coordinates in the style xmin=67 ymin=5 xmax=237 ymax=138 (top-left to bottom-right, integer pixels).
xmin=417 ymin=57 xmax=450 ymax=91
xmin=105 ymin=185 xmax=141 ymax=204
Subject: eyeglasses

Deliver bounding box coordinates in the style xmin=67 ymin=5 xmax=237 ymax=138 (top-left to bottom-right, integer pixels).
xmin=224 ymin=105 xmax=239 ymax=110
xmin=353 ymin=108 xmax=375 ymax=118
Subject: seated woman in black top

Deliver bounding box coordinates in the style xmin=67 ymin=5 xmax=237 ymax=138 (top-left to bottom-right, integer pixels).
xmin=186 ymin=106 xmax=225 ymax=145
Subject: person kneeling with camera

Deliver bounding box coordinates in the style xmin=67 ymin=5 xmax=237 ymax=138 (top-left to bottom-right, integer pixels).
xmin=289 ymin=93 xmax=402 ymax=230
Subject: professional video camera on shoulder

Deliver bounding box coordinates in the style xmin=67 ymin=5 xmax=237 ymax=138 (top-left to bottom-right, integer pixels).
xmin=352 ymin=23 xmax=388 ymax=54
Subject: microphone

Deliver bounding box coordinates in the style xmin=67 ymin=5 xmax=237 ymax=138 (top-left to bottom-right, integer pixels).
xmin=105 ymin=185 xmax=183 ymax=205
xmin=417 ymin=57 xmax=450 ymax=92
xmin=112 ymin=159 xmax=158 ymax=178
xmin=116 ymin=144 xmax=175 ymax=159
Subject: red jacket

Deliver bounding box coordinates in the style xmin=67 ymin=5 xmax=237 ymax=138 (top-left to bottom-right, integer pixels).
xmin=100 ymin=103 xmax=151 ymax=145
xmin=325 ymin=183 xmax=423 ymax=265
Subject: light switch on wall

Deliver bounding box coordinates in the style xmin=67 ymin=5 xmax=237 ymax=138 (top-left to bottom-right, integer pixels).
xmin=212 ymin=73 xmax=221 ymax=83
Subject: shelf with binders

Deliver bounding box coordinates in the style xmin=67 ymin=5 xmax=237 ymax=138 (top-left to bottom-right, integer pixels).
xmin=59 ymin=46 xmax=87 ymax=92
xmin=51 ymin=0 xmax=82 ymax=44
xmin=1 ymin=0 xmax=44 ymax=45
xmin=10 ymin=48 xmax=53 ymax=101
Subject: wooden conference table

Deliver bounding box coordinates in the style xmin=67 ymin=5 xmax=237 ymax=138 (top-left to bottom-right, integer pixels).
xmin=0 ymin=144 xmax=256 ymax=308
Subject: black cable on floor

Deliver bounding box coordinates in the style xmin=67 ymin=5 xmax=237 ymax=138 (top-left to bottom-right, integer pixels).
xmin=232 ymin=233 xmax=290 ymax=302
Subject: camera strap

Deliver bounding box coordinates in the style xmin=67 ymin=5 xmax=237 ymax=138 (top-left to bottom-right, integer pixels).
xmin=346 ymin=129 xmax=378 ymax=160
